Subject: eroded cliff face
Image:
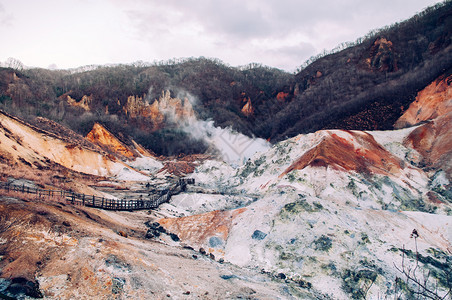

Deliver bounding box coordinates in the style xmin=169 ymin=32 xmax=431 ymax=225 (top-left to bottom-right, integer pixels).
xmin=153 ymin=122 xmax=451 ymax=298
xmin=395 ymin=73 xmax=452 ymax=128
xmin=64 ymin=94 xmax=92 ymax=111
xmin=86 ymin=123 xmax=136 ymax=159
xmin=366 ymin=37 xmax=398 ymax=72
xmin=404 ymin=112 xmax=452 ymax=180
xmin=0 ymin=111 xmax=134 ymax=177
xmin=159 ymin=208 xmax=247 ymax=258
xmin=241 ymin=98 xmax=254 ymax=117
xmin=58 ymin=91 xmax=94 ymax=111
xmin=280 ymin=130 xmax=404 ymax=178
xmin=123 ymin=90 xmax=195 ymax=129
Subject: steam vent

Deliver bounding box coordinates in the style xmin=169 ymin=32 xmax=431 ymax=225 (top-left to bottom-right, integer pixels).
xmin=0 ymin=2 xmax=451 ymax=299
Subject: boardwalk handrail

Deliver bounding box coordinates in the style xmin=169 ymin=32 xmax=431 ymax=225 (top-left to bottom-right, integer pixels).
xmin=0 ymin=179 xmax=194 ymax=211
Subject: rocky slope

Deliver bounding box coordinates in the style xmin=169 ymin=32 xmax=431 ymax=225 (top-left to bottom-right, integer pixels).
xmin=0 ymin=110 xmax=155 ymax=182
xmin=396 ymin=71 xmax=452 ymax=181
xmin=0 ymin=195 xmax=293 ymax=299
xmin=152 ymin=79 xmax=452 ymax=298
xmin=157 ymin=124 xmax=451 ymax=298
xmin=1 ymin=3 xmax=450 ymax=152
xmin=86 ymin=123 xmax=139 ymax=159
xmin=0 ymin=99 xmax=451 ymax=299
xmin=395 ymin=72 xmax=452 ymax=128
xmin=123 ymin=90 xmax=195 ymax=130
xmin=0 ymin=5 xmax=451 ymax=295
xmin=0 ymin=110 xmax=305 ymax=299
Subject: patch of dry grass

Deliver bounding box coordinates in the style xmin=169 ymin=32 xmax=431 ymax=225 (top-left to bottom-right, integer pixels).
xmin=0 ymin=161 xmax=107 ymax=198
xmin=0 ymin=189 xmax=66 ymax=203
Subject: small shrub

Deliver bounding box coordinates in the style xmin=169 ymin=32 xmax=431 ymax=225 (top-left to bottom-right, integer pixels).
xmin=342 ymin=269 xmax=378 ymax=299
xmin=360 ymin=233 xmax=371 ymax=244
xmin=313 ymin=235 xmax=332 ymax=252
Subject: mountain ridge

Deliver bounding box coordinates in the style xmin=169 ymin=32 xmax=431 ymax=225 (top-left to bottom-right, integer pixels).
xmin=0 ymin=4 xmax=451 ymax=298
xmin=0 ymin=2 xmax=450 ymax=155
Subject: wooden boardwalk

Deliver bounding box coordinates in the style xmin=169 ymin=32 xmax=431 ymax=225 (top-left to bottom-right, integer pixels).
xmin=0 ymin=178 xmax=194 ymax=211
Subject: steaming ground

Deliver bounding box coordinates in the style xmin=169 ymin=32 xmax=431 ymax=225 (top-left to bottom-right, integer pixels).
xmin=158 ymin=89 xmax=271 ymax=165
xmin=1 ymin=96 xmax=451 ymax=299
xmin=185 ymin=119 xmax=270 ymax=166
xmin=155 ymin=126 xmax=452 ymax=299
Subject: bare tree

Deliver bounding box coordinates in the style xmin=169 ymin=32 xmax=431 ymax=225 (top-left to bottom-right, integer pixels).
xmin=3 ymin=57 xmax=24 ymax=71
xmin=393 ymin=229 xmax=451 ymax=300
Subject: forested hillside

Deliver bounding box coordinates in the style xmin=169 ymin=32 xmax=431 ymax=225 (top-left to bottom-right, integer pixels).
xmin=268 ymin=1 xmax=452 ymax=140
xmin=0 ymin=1 xmax=450 ymax=154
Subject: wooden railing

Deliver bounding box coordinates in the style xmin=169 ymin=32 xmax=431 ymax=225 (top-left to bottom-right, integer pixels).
xmin=0 ymin=178 xmax=194 ymax=211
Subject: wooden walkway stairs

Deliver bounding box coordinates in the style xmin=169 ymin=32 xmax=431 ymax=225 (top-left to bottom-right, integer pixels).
xmin=0 ymin=178 xmax=195 ymax=211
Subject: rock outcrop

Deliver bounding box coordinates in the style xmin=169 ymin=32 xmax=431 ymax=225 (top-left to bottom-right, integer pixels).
xmin=404 ymin=112 xmax=452 ymax=180
xmin=65 ymin=94 xmax=92 ymax=111
xmin=366 ymin=37 xmax=398 ymax=72
xmin=241 ymin=98 xmax=254 ymax=117
xmin=159 ymin=208 xmax=247 ymax=258
xmin=123 ymin=90 xmax=195 ymax=129
xmin=395 ymin=73 xmax=452 ymax=128
xmin=0 ymin=110 xmax=140 ymax=178
xmin=280 ymin=130 xmax=404 ymax=178
xmin=86 ymin=123 xmax=136 ymax=159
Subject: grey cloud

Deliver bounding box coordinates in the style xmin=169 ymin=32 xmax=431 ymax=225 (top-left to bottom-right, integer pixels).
xmin=276 ymin=42 xmax=316 ymax=59
xmin=124 ymin=0 xmax=386 ymax=44
xmin=125 ymin=0 xmax=274 ymax=41
xmin=191 ymin=1 xmax=273 ymax=39
xmin=182 ymin=0 xmax=435 ymax=39
xmin=260 ymin=41 xmax=317 ymax=71
xmin=173 ymin=0 xmax=358 ymax=38
xmin=0 ymin=3 xmax=13 ymax=26
xmin=120 ymin=0 xmax=441 ymax=69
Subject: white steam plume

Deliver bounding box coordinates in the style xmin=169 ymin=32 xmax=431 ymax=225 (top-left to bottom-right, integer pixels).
xmin=157 ymin=89 xmax=270 ymax=166
xmin=187 ymin=119 xmax=270 ymax=166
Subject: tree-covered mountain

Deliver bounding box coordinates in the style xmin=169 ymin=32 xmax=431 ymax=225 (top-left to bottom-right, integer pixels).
xmin=268 ymin=1 xmax=452 ymax=140
xmin=0 ymin=1 xmax=450 ymax=155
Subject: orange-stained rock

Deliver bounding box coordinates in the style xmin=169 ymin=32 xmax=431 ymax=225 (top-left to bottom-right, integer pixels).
xmin=366 ymin=37 xmax=397 ymax=72
xmin=241 ymin=98 xmax=254 ymax=117
xmin=159 ymin=208 xmax=247 ymax=250
xmin=280 ymin=130 xmax=403 ymax=178
xmin=66 ymin=94 xmax=92 ymax=111
xmin=404 ymin=112 xmax=452 ymax=180
xmin=123 ymin=95 xmax=147 ymax=118
xmin=0 ymin=111 xmax=123 ymax=177
xmin=276 ymin=92 xmax=289 ymax=102
xmin=86 ymin=123 xmax=136 ymax=158
xmin=131 ymin=140 xmax=156 ymax=157
xmin=159 ymin=161 xmax=196 ymax=176
xmin=123 ymin=90 xmax=194 ymax=130
xmin=395 ymin=74 xmax=452 ymax=128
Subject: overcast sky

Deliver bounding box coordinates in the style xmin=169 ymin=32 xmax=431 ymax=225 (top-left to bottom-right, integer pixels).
xmin=0 ymin=0 xmax=444 ymax=72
